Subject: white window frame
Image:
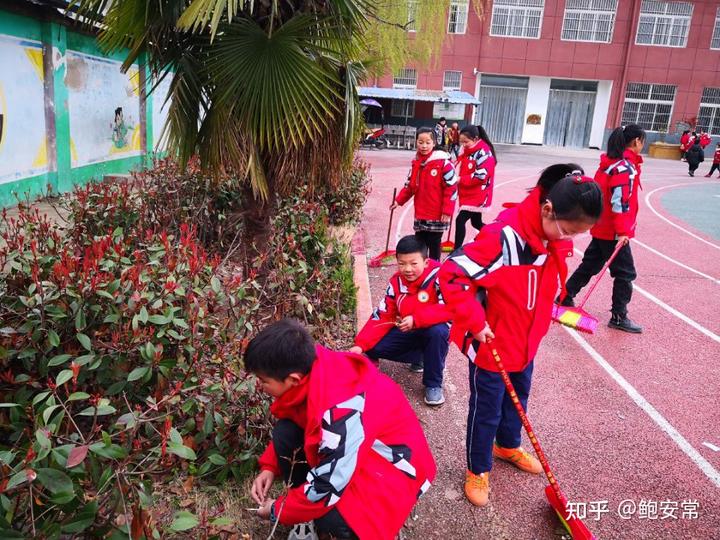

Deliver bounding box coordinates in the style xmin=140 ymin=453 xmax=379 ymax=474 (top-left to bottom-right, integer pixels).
xmin=443 ymin=71 xmax=463 ymax=91
xmin=561 ymin=0 xmax=618 ymax=43
xmin=407 ymin=0 xmax=418 ymax=33
xmin=621 ymin=82 xmax=676 ymax=132
xmin=697 ymin=88 xmax=720 ymax=136
xmin=711 ymin=7 xmax=720 ymax=50
xmin=393 ymin=68 xmax=418 ymax=89
xmin=448 ymin=0 xmax=469 ymax=34
xmin=391 ymin=100 xmax=416 ymax=118
xmin=635 ymin=0 xmax=693 ymax=48
xmin=490 ymin=0 xmax=545 ymax=39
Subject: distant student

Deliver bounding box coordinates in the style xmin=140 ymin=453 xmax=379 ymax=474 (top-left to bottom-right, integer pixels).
xmin=679 ymin=130 xmax=691 ymax=161
xmin=699 ymin=130 xmax=712 ymax=149
xmin=448 ymin=122 xmax=461 ymax=159
xmin=686 ymin=138 xmax=705 ymax=177
xmin=351 ymin=235 xmax=452 ymax=406
xmin=704 ymin=142 xmax=720 ymax=178
xmin=562 ymin=124 xmax=646 ymax=333
xmin=439 ymin=165 xmax=603 ymax=507
xmin=391 ymin=127 xmax=458 ymax=261
xmin=454 ymin=125 xmax=497 ymax=248
xmin=248 ymin=319 xmax=436 ymax=540
xmin=434 ymin=117 xmax=450 ymax=150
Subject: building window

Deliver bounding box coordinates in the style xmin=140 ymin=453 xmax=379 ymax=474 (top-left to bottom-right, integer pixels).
xmin=407 ymin=0 xmax=418 ymax=32
xmin=393 ymin=68 xmax=417 ymax=88
xmin=561 ymin=0 xmax=618 ymax=43
xmin=391 ymin=100 xmax=416 ymax=118
xmin=697 ymin=88 xmax=720 ymax=136
xmin=621 ymin=83 xmax=676 ymax=132
xmin=443 ymin=71 xmax=463 ymax=91
xmin=635 ymin=0 xmax=693 ymax=48
xmin=448 ymin=0 xmax=469 ymax=34
xmin=433 ymin=102 xmax=466 ymax=120
xmin=490 ymin=0 xmax=545 ymax=39
xmin=711 ymin=7 xmax=720 ymax=50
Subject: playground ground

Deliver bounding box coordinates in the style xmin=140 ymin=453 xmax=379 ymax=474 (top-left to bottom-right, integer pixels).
xmin=355 ymin=145 xmax=720 ymax=540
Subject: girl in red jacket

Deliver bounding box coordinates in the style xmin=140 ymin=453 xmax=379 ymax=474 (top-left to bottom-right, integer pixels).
xmin=705 ymin=142 xmax=720 ymax=178
xmin=439 ymin=164 xmax=602 ymax=507
xmin=390 ymin=127 xmax=457 ymax=261
xmin=562 ymin=124 xmax=646 ymax=333
xmin=454 ymin=125 xmax=497 ymax=248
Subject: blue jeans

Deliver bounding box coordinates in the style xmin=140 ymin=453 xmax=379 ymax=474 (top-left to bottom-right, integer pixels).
xmin=365 ymin=324 xmax=449 ymax=388
xmin=466 ymin=360 xmax=534 ymax=474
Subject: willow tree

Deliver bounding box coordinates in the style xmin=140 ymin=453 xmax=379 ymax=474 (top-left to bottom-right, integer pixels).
xmin=74 ymin=0 xmax=472 ymax=260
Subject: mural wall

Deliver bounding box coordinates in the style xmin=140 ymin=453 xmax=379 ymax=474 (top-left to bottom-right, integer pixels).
xmin=151 ymin=75 xmax=172 ymax=151
xmin=66 ymin=51 xmax=142 ymax=167
xmin=0 ymin=34 xmax=48 ymax=185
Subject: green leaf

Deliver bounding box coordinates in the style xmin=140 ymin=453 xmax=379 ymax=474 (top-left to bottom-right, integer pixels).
xmin=76 ymin=333 xmax=92 ymax=351
xmin=55 ymin=369 xmax=74 ymax=386
xmin=169 ymin=428 xmax=183 ymax=445
xmin=75 ymin=309 xmax=86 ymax=331
xmin=0 ymin=403 xmax=21 ymax=408
xmin=32 ymin=391 xmax=51 ymax=406
xmin=128 ymin=366 xmax=150 ymax=382
xmin=75 ymin=354 xmax=95 ymax=366
xmin=89 ymin=442 xmax=128 ymax=459
xmin=61 ymin=501 xmax=97 ymax=533
xmin=167 ymin=442 xmax=196 ymax=460
xmin=36 ymin=468 xmax=73 ymax=494
xmin=36 ymin=428 xmax=52 ymax=449
xmin=148 ymin=315 xmax=170 ymax=325
xmin=0 ymin=450 xmax=16 ymax=465
xmin=6 ymin=469 xmax=33 ymax=490
xmin=48 ymin=329 xmax=60 ymax=347
xmin=96 ymin=290 xmax=115 ymax=301
xmin=210 ymin=276 xmax=221 ymax=293
xmin=42 ymin=405 xmax=61 ymax=425
xmin=173 ymin=318 xmax=189 ymax=329
xmin=170 ymin=511 xmax=198 ymax=532
xmin=67 ymin=392 xmax=90 ymax=401
xmin=208 ymin=454 xmax=226 ymax=466
xmin=139 ymin=306 xmax=149 ymax=323
xmin=48 ymin=354 xmax=72 ymax=367
xmin=78 ymin=405 xmax=117 ymax=416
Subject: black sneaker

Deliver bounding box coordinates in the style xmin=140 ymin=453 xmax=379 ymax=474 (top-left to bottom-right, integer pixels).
xmin=608 ymin=314 xmax=643 ymax=334
xmin=409 ymin=362 xmax=424 ymax=373
xmin=555 ymin=294 xmax=575 ymax=307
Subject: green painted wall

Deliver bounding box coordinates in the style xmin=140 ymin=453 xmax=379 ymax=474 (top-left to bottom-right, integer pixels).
xmin=0 ymin=7 xmax=166 ymax=207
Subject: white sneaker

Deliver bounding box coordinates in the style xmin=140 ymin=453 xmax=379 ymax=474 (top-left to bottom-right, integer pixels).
xmin=288 ymin=522 xmax=319 ymax=540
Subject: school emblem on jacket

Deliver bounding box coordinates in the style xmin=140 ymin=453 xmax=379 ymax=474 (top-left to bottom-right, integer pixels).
xmin=468 ymin=162 xmax=474 ymax=169
xmin=418 ymin=291 xmax=430 ymax=303
xmin=430 ymin=169 xmax=438 ymax=176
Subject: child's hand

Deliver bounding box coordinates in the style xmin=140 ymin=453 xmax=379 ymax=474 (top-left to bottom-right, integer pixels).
xmin=397 ymin=316 xmax=414 ymax=332
xmin=349 ymin=345 xmax=363 ymax=355
xmin=441 ymin=214 xmax=452 ymax=223
xmin=389 ymin=201 xmax=399 ymax=211
xmin=257 ymin=498 xmax=275 ymax=520
xmin=473 ymin=323 xmax=495 ymax=343
xmin=616 ymin=235 xmax=630 ymax=246
xmin=251 ymin=470 xmax=275 ymax=505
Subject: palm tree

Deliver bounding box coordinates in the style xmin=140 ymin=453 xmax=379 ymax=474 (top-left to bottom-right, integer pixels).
xmin=75 ymin=0 xmax=370 ymax=263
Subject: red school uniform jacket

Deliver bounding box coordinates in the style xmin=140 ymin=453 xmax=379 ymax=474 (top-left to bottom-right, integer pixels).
xmin=713 ymin=149 xmax=720 ymax=164
xmin=258 ymin=346 xmax=436 ymax=539
xmin=590 ymin=150 xmax=643 ymax=241
xmin=396 ymin=150 xmax=457 ymax=221
xmin=456 ymin=139 xmax=496 ymax=208
xmin=438 ymin=189 xmax=574 ymax=373
xmin=354 ymin=259 xmax=452 ymax=352
xmin=700 ymin=133 xmax=712 ymax=149
xmin=680 ymin=133 xmax=691 ymax=152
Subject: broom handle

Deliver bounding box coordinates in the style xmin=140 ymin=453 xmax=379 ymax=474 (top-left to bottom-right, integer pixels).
xmin=576 ymin=240 xmax=626 ymax=310
xmin=488 ymin=343 xmax=564 ymax=503
xmin=383 ymin=188 xmax=398 ymax=254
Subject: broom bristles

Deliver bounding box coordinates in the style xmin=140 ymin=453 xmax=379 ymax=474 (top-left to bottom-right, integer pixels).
xmin=552 ymin=305 xmax=599 ymax=334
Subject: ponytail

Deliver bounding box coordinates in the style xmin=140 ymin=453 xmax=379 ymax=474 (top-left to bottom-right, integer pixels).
xmin=607 ymin=124 xmax=646 ymax=159
xmin=459 ymin=124 xmax=498 ymax=163
xmin=535 ymin=163 xmax=584 ymax=195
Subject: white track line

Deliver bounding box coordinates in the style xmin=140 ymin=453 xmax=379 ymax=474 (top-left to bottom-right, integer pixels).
xmin=644 ymin=182 xmax=720 ymax=251
xmin=574 ymin=248 xmax=720 ymax=344
xmin=565 ymin=327 xmax=720 ymax=489
xmin=632 ymin=238 xmax=720 ymax=284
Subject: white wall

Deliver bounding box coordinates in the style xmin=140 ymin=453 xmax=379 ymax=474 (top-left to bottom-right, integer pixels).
xmin=589 ymin=80 xmax=613 ymax=149
xmin=521 ymin=77 xmax=551 ymax=144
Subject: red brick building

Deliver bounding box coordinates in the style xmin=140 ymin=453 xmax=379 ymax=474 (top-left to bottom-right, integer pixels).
xmin=360 ymin=0 xmax=720 ymax=148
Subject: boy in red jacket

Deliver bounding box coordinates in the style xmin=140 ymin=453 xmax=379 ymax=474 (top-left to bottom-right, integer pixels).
xmin=248 ymin=319 xmax=436 ymax=540
xmin=350 ymin=235 xmax=452 ymax=406
xmin=704 ymin=142 xmax=720 ymax=178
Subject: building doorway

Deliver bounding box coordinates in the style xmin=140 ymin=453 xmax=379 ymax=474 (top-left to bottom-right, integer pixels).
xmin=476 ymin=75 xmax=528 ymax=144
xmin=544 ymin=80 xmax=597 ymax=148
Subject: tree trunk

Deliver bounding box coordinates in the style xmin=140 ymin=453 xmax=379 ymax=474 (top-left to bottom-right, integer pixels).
xmin=240 ymin=182 xmax=276 ymax=276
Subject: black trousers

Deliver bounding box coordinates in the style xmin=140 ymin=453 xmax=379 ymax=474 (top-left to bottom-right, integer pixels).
xmin=565 ymin=238 xmax=637 ymax=317
xmin=454 ymin=210 xmax=484 ymax=248
xmin=414 ymin=230 xmax=443 ymax=261
xmin=689 ymin=162 xmax=700 ymax=174
xmin=709 ymin=163 xmax=720 ymax=175
xmin=272 ymin=420 xmax=358 ymax=539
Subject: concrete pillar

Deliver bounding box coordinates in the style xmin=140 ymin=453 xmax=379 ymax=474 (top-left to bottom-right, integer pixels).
xmin=521 ymin=77 xmax=551 ymax=145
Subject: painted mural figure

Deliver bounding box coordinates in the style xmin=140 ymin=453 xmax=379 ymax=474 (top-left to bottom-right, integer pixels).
xmin=111 ymin=106 xmax=130 ymax=149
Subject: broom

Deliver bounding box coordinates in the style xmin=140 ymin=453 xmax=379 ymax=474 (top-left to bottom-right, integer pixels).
xmin=368 ymin=188 xmax=398 ymax=268
xmin=488 ymin=342 xmax=596 ymax=540
xmin=441 ymin=219 xmax=455 ymax=253
xmin=552 ymin=241 xmax=625 ymax=334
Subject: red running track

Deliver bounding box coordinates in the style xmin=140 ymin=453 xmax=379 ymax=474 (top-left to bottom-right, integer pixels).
xmin=356 ymin=146 xmax=720 ymax=540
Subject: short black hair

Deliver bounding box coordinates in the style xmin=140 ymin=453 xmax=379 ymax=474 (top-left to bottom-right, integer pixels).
xmin=396 ymin=234 xmax=428 ymax=258
xmin=244 ymin=319 xmax=316 ymax=379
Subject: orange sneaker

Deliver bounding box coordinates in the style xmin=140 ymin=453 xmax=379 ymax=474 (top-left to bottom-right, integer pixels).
xmin=493 ymin=443 xmax=542 ymax=474
xmin=464 ymin=470 xmax=490 ymax=507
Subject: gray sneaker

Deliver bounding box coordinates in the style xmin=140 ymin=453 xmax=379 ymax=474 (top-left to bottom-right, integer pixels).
xmin=409 ymin=362 xmax=424 ymax=373
xmin=288 ymin=522 xmax=318 ymax=540
xmin=424 ymin=387 xmax=445 ymax=406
